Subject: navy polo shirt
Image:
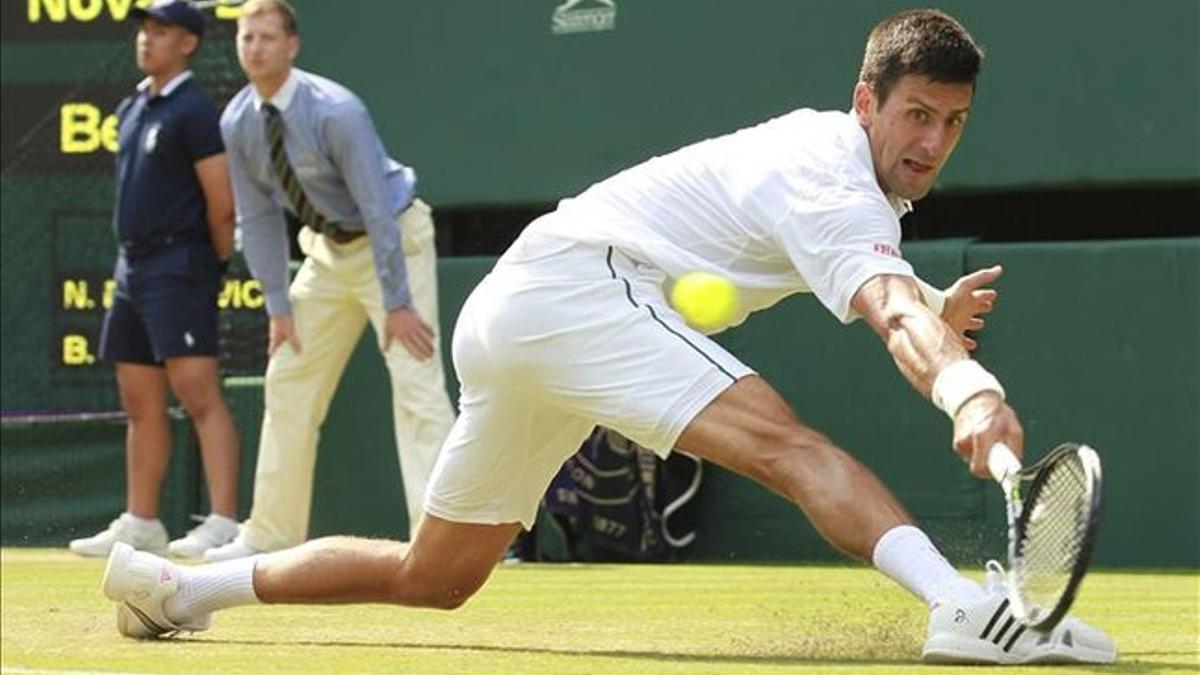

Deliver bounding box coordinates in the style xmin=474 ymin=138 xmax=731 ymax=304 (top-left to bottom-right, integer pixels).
xmin=113 ymin=71 xmax=224 ymax=247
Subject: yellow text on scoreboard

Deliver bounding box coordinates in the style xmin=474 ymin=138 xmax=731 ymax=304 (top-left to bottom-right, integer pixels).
xmin=61 ymin=103 xmax=117 ymax=154
xmin=28 ymin=0 xmax=241 ymax=23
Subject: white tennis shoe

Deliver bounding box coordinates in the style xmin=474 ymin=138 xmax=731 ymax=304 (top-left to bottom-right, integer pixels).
xmin=202 ymin=533 xmax=264 ymax=562
xmin=69 ymin=513 xmax=168 ymax=558
xmin=101 ymin=542 xmax=211 ymax=639
xmin=168 ymin=513 xmax=240 ymax=559
xmin=922 ymin=560 xmax=1116 ymax=664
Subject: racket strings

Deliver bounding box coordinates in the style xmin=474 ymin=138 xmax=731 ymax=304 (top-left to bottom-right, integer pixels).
xmin=1014 ymin=457 xmax=1090 ymax=616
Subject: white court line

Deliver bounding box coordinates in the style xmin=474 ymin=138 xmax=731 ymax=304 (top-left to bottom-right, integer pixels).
xmin=2 ymin=667 xmax=150 ymax=675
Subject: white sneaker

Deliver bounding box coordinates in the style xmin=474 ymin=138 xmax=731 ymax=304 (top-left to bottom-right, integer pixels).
xmin=202 ymin=534 xmax=263 ymax=563
xmin=101 ymin=542 xmax=211 ymax=639
xmin=69 ymin=513 xmax=168 ymax=558
xmin=922 ymin=560 xmax=1117 ymax=664
xmin=168 ymin=514 xmax=240 ymax=559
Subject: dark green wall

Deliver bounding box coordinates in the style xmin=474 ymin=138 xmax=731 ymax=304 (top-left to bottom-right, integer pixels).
xmin=3 ymin=0 xmax=1198 ymax=203
xmin=287 ymin=0 xmax=1200 ymax=203
xmin=7 ymin=240 xmax=1195 ymax=567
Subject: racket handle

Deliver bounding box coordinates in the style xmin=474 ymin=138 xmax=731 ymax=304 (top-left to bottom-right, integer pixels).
xmin=987 ymin=442 xmax=1022 ymax=483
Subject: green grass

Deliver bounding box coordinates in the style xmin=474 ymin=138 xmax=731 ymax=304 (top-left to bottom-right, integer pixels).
xmin=2 ymin=549 xmax=1196 ymax=674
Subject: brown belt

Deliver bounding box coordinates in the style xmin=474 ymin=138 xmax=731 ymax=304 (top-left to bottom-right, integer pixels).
xmin=325 ymin=228 xmax=366 ymax=244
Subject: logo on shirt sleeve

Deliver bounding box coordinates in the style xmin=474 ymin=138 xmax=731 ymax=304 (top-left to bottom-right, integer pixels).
xmin=873 ymin=243 xmax=902 ymax=258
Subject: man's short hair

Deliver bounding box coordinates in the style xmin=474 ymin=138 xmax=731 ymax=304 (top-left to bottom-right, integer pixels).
xmin=239 ymin=0 xmax=299 ymax=35
xmin=858 ymin=9 xmax=984 ymax=106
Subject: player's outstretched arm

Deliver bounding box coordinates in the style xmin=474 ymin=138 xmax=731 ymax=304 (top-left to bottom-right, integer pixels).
xmin=851 ymin=274 xmax=1023 ymax=475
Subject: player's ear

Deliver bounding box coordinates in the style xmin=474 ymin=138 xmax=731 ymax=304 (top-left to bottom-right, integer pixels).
xmin=286 ymin=34 xmax=300 ymax=61
xmin=853 ymin=81 xmax=875 ymax=127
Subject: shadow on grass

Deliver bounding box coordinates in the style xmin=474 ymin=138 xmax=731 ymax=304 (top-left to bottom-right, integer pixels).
xmin=188 ymin=638 xmax=1196 ymax=671
xmin=191 ymin=636 xmax=917 ymax=668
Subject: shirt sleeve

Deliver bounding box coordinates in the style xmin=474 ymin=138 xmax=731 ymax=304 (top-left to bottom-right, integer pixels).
xmin=221 ymin=120 xmax=293 ymax=316
xmin=323 ymin=102 xmax=413 ymax=311
xmin=776 ymin=193 xmax=915 ymax=324
xmin=183 ymin=95 xmax=225 ymax=162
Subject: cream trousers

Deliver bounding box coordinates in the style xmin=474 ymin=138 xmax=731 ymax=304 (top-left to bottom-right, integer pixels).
xmin=243 ymin=199 xmax=455 ymax=548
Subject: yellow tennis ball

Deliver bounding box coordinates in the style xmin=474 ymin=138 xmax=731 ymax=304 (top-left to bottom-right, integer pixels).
xmin=670 ymin=272 xmax=739 ymax=330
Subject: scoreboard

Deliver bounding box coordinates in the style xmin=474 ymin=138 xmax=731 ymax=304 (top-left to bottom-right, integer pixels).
xmin=1 ymin=0 xmax=261 ymax=413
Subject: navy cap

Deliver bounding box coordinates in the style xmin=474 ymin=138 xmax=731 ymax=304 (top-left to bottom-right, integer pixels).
xmin=131 ymin=0 xmax=206 ymax=38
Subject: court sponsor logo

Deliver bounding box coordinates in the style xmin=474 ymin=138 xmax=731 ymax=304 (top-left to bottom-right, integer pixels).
xmin=551 ymin=0 xmax=616 ymax=35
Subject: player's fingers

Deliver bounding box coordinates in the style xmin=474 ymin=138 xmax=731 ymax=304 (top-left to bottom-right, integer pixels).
xmin=968 ymin=317 xmax=984 ymax=330
xmin=966 ymin=265 xmax=1003 ymax=288
xmin=962 ymin=335 xmax=978 ymax=351
xmin=971 ymin=288 xmax=997 ymax=307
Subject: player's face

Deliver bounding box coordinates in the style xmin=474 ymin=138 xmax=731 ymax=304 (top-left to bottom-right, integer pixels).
xmin=135 ymin=18 xmax=196 ymax=76
xmin=855 ymin=75 xmax=973 ymax=201
xmin=236 ymin=12 xmax=299 ymax=85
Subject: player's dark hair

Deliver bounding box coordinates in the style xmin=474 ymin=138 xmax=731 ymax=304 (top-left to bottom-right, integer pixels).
xmin=858 ymin=9 xmax=983 ymax=107
xmin=240 ymin=0 xmax=299 ymax=36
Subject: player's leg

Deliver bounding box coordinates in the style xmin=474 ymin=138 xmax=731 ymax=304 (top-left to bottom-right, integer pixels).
xmin=362 ymin=202 xmax=456 ymax=537
xmin=103 ymin=281 xmax=592 ymax=636
xmin=676 ymin=375 xmax=911 ymax=560
xmin=526 ymin=241 xmax=984 ymax=609
xmin=102 ymin=515 xmax=522 ymax=637
xmin=252 ymin=516 xmax=521 ymax=608
xmin=675 ymin=375 xmax=985 ymax=606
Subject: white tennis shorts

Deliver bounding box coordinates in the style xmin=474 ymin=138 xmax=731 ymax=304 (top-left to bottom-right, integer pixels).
xmin=424 ymin=222 xmax=754 ymax=529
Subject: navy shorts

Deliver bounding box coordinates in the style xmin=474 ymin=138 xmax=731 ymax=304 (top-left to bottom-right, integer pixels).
xmin=99 ymin=242 xmax=223 ymax=365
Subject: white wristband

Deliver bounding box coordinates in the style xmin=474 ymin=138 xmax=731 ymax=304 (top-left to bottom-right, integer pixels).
xmin=931 ymin=360 xmax=1005 ymax=419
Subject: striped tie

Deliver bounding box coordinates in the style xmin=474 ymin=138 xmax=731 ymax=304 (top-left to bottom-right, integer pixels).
xmin=262 ymin=103 xmax=336 ymax=232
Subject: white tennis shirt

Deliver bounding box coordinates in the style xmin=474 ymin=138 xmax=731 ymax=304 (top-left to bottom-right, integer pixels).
xmin=532 ymin=108 xmax=940 ymax=329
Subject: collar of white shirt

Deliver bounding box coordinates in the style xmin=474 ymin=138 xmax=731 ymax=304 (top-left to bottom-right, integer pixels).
xmin=252 ymin=68 xmax=300 ymax=113
xmin=136 ymin=70 xmax=193 ymax=98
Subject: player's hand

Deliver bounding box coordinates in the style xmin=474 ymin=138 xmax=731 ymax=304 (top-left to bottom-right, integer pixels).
xmin=267 ymin=314 xmax=302 ymax=357
xmin=941 ymin=265 xmax=1001 ymax=350
xmin=952 ymin=391 xmax=1024 ymax=478
xmin=384 ymin=307 xmax=436 ymax=361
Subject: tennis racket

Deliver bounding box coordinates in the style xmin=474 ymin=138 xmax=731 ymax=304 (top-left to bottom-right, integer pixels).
xmin=987 ymin=441 xmax=1103 ymax=632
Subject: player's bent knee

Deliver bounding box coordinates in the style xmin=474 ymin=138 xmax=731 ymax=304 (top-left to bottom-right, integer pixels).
xmin=389 ymin=556 xmax=491 ymax=611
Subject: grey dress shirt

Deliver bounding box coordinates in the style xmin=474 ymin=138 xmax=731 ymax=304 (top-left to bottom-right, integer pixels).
xmin=221 ymin=68 xmax=416 ymax=315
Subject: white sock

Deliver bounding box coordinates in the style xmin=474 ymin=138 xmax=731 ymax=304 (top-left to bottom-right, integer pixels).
xmin=165 ymin=555 xmax=262 ymax=625
xmin=122 ymin=512 xmax=161 ymax=528
xmin=872 ymin=525 xmax=987 ymax=608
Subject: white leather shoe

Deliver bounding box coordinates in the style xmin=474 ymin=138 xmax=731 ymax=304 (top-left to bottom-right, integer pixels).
xmin=922 ymin=560 xmax=1117 ymax=664
xmin=202 ymin=534 xmax=263 ymax=563
xmin=168 ymin=514 xmax=240 ymax=559
xmin=69 ymin=513 xmax=168 ymax=558
xmin=101 ymin=542 xmax=211 ymax=639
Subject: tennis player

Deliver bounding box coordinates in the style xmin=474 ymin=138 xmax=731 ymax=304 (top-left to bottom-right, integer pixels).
xmin=100 ymin=8 xmax=1115 ymax=664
